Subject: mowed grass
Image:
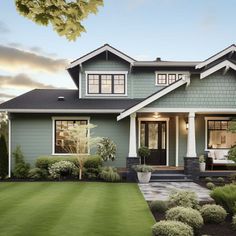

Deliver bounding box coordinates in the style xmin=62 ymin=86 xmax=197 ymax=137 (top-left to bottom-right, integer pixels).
xmin=0 ymin=182 xmax=155 ymax=236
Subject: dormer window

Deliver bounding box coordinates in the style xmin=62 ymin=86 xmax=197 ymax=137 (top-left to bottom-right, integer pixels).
xmin=155 ymin=72 xmax=188 ymax=86
xmin=86 ymin=71 xmax=127 ymax=96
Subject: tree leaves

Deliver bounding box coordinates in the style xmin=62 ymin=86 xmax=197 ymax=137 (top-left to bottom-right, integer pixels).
xmin=15 ymin=0 xmax=103 ymax=41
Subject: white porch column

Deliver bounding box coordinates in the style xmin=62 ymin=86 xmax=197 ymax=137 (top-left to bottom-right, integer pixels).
xmin=128 ymin=113 xmax=137 ymax=157
xmin=186 ymin=112 xmax=197 ymax=157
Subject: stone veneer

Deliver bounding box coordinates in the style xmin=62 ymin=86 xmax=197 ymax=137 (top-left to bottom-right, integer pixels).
xmin=184 ymin=157 xmax=200 ymax=179
xmin=126 ymin=157 xmax=140 ymax=181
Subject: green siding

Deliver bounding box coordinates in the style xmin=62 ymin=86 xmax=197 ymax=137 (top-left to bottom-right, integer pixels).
xmin=148 ymin=71 xmax=236 ymax=108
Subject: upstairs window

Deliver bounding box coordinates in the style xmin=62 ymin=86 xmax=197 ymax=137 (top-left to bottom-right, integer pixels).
xmin=156 ymin=72 xmax=188 ymax=86
xmin=87 ymin=73 xmax=126 ymax=95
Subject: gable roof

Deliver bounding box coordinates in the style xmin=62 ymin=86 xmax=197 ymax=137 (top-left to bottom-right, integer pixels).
xmin=0 ymin=89 xmax=142 ymax=113
xmin=66 ymin=44 xmax=136 ymax=69
xmin=196 ymin=44 xmax=236 ymax=69
xmin=117 ymin=76 xmax=190 ymax=121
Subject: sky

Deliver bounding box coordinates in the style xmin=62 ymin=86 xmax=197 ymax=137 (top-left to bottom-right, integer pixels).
xmin=0 ymin=0 xmax=236 ymax=103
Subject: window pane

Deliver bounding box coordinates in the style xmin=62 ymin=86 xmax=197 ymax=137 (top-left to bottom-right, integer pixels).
xmin=215 ymin=121 xmax=221 ymax=129
xmin=168 ymin=74 xmax=176 ymax=84
xmin=148 ymin=123 xmax=158 ymax=149
xmin=88 ymin=75 xmax=99 ymax=94
xmin=114 ymin=75 xmax=125 ymax=94
xmin=140 ymin=123 xmax=146 ymax=147
xmin=178 ymin=74 xmax=183 ymax=79
xmin=208 ymin=121 xmax=215 ymax=129
xmin=101 ymin=75 xmax=112 ymax=94
xmin=157 ymin=74 xmax=167 ymax=84
xmin=55 ymin=120 xmax=88 ymax=154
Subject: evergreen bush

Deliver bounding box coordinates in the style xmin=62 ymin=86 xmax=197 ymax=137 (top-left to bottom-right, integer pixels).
xmin=100 ymin=167 xmax=120 ymax=182
xmin=200 ymin=204 xmax=227 ymax=223
xmin=150 ymin=200 xmax=168 ymax=213
xmin=0 ymin=134 xmax=8 ymax=178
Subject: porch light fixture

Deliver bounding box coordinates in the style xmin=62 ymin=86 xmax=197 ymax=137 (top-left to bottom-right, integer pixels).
xmin=186 ymin=121 xmax=189 ymax=130
xmin=153 ymin=112 xmax=160 ymax=119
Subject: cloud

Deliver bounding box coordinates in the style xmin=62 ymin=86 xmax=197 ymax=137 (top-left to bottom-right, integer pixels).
xmin=0 ymin=93 xmax=15 ymax=99
xmin=0 ymin=21 xmax=10 ymax=33
xmin=0 ymin=45 xmax=68 ymax=73
xmin=0 ymin=73 xmax=56 ymax=89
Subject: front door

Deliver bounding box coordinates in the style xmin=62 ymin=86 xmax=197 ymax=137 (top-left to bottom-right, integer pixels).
xmin=140 ymin=121 xmax=167 ymax=165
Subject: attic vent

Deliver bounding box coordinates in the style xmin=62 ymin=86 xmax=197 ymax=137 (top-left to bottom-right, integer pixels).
xmin=156 ymin=57 xmax=161 ymax=61
xmin=57 ymin=96 xmax=65 ymax=101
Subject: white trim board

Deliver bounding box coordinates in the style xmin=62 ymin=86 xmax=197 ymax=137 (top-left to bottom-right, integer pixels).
xmin=66 ymin=44 xmax=135 ymax=69
xmin=117 ymin=77 xmax=190 ymax=121
xmin=200 ymin=60 xmax=236 ymax=79
xmin=138 ymin=117 xmax=170 ymax=166
xmin=175 ymin=116 xmax=179 ymax=167
xmin=139 ymin=108 xmax=236 ymax=113
xmin=196 ymin=44 xmax=236 ymax=69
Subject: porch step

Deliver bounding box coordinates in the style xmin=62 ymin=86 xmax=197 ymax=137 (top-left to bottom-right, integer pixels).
xmin=151 ymin=173 xmax=192 ymax=182
xmin=152 ymin=170 xmax=184 ymax=174
xmin=150 ymin=178 xmax=193 ymax=182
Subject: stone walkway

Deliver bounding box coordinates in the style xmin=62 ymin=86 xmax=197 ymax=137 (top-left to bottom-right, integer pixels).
xmin=138 ymin=182 xmax=213 ymax=202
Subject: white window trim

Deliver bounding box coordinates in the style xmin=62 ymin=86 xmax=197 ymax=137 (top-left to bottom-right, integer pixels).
xmin=155 ymin=71 xmax=190 ymax=86
xmin=52 ymin=116 xmax=90 ymax=156
xmin=204 ymin=117 xmax=231 ymax=151
xmin=85 ymin=71 xmax=128 ymax=97
xmin=138 ymin=117 xmax=169 ymax=166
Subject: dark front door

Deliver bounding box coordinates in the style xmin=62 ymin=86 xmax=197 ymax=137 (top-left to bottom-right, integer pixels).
xmin=140 ymin=121 xmax=167 ymax=165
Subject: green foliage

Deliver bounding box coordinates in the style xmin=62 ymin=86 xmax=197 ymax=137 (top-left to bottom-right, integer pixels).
xmin=49 ymin=160 xmax=78 ymax=179
xmin=217 ymin=177 xmax=225 ymax=183
xmin=199 ymin=155 xmax=205 ymax=163
xmin=168 ymin=190 xmax=199 ymax=209
xmin=206 ymin=182 xmax=215 ymax=190
xmin=166 ymin=206 xmax=203 ymax=232
xmin=0 ymin=134 xmax=8 ymax=178
xmin=13 ymin=146 xmax=30 ymax=178
xmin=228 ymin=145 xmax=236 ymax=162
xmin=100 ymin=167 xmax=120 ymax=182
xmin=83 ymin=156 xmax=103 ymax=179
xmin=132 ymin=164 xmax=153 ymax=173
xmin=200 ymin=204 xmax=227 ymax=223
xmin=138 ymin=146 xmax=150 ymax=164
xmin=28 ymin=167 xmax=48 ymax=179
xmin=229 ymin=173 xmax=236 ymax=182
xmin=150 ymin=200 xmax=168 ymax=213
xmin=205 ymin=177 xmax=213 ymax=182
xmin=15 ymin=0 xmax=104 ymax=41
xmin=96 ymin=137 xmax=116 ymax=161
xmin=152 ymin=220 xmax=193 ymax=236
xmin=232 ymin=215 xmax=236 ymax=231
xmin=210 ymin=184 xmax=236 ymax=214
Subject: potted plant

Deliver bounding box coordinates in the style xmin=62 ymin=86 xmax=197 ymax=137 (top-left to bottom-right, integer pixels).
xmin=138 ymin=146 xmax=151 ymax=164
xmin=199 ymin=155 xmax=206 ymax=172
xmin=133 ymin=165 xmax=153 ymax=183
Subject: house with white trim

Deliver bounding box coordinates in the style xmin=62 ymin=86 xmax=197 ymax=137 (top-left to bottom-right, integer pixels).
xmin=1 ymin=44 xmax=236 ymax=177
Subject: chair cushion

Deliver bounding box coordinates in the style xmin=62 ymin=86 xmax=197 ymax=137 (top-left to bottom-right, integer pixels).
xmin=208 ymin=151 xmax=216 ymax=159
xmin=214 ymin=150 xmax=229 ymax=160
xmin=213 ymin=159 xmax=235 ymax=164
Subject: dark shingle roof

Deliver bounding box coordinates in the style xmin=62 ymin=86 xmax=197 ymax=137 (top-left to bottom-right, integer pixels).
xmin=0 ymin=89 xmax=142 ymax=111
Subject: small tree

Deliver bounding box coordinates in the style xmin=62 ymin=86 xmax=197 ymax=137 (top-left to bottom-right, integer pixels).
xmin=138 ymin=146 xmax=151 ymax=164
xmin=64 ymin=123 xmax=100 ymax=180
xmin=0 ymin=135 xmax=8 ymax=178
xmin=97 ymin=137 xmax=116 ymax=162
xmin=228 ymin=120 xmax=236 ymax=162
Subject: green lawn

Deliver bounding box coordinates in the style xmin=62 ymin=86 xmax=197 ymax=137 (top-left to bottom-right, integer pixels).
xmin=0 ymin=182 xmax=155 ymax=236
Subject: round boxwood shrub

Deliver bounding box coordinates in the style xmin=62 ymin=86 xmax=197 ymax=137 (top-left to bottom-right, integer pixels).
xmin=200 ymin=204 xmax=227 ymax=224
xmin=217 ymin=177 xmax=225 ymax=183
xmin=232 ymin=215 xmax=236 ymax=231
xmin=166 ymin=206 xmax=203 ymax=232
xmin=150 ymin=200 xmax=168 ymax=213
xmin=206 ymin=182 xmax=215 ymax=190
xmin=28 ymin=168 xmax=48 ymax=179
xmin=152 ymin=220 xmax=193 ymax=236
xmin=168 ymin=190 xmax=199 ymax=209
xmin=49 ymin=161 xmax=78 ymax=179
xmin=205 ymin=177 xmax=213 ymax=182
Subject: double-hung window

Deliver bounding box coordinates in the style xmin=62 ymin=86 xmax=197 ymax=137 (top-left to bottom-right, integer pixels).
xmin=155 ymin=72 xmax=188 ymax=86
xmin=87 ymin=73 xmax=126 ymax=95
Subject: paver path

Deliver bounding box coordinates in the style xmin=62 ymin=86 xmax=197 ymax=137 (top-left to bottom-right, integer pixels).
xmin=138 ymin=181 xmax=213 ymax=202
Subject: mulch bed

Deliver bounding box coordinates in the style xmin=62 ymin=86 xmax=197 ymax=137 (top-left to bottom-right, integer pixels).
xmin=152 ymin=211 xmax=235 ymax=236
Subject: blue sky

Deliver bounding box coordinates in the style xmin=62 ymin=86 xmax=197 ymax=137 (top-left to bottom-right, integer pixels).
xmin=0 ymin=0 xmax=236 ymax=102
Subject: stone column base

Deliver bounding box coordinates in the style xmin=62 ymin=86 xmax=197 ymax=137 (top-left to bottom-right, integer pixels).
xmin=126 ymin=157 xmax=140 ymax=181
xmin=184 ymin=157 xmax=200 ymax=179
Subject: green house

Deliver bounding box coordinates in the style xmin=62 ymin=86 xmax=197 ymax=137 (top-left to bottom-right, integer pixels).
xmin=1 ymin=44 xmax=236 ymax=177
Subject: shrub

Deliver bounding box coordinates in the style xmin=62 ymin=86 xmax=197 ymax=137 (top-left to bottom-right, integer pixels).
xmin=229 ymin=173 xmax=236 ymax=182
xmin=200 ymin=204 xmax=227 ymax=223
xmin=166 ymin=206 xmax=203 ymax=232
xmin=132 ymin=164 xmax=153 ymax=173
xmin=168 ymin=190 xmax=199 ymax=209
xmin=216 ymin=177 xmax=225 ymax=183
xmin=205 ymin=177 xmax=213 ymax=182
xmin=100 ymin=167 xmax=120 ymax=182
xmin=13 ymin=146 xmax=30 ymax=178
xmin=0 ymin=134 xmax=8 ymax=178
xmin=206 ymin=182 xmax=215 ymax=190
xmin=229 ymin=145 xmax=236 ymax=162
xmin=232 ymin=215 xmax=236 ymax=231
xmin=210 ymin=184 xmax=236 ymax=214
xmin=152 ymin=220 xmax=193 ymax=236
xmin=49 ymin=161 xmax=78 ymax=179
xmin=150 ymin=200 xmax=168 ymax=213
xmin=138 ymin=146 xmax=150 ymax=164
xmin=83 ymin=156 xmax=102 ymax=179
xmin=96 ymin=137 xmax=116 ymax=161
xmin=28 ymin=168 xmax=48 ymax=179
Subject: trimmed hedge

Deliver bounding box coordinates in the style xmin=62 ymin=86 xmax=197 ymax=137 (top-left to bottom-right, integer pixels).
xmin=152 ymin=220 xmax=193 ymax=236
xmin=150 ymin=200 xmax=168 ymax=213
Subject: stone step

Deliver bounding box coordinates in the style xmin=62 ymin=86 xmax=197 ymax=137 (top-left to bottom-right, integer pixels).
xmin=152 ymin=170 xmax=184 ymax=174
xmin=151 ymin=173 xmax=189 ymax=180
xmin=150 ymin=178 xmax=193 ymax=182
